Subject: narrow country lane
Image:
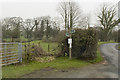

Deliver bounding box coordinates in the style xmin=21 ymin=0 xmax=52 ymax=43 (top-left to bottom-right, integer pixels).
xmin=100 ymin=43 xmax=118 ymax=68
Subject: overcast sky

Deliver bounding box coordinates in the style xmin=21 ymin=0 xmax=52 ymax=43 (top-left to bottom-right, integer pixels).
xmin=0 ymin=0 xmax=119 ymax=25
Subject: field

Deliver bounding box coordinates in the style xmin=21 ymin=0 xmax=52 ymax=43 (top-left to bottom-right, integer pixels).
xmin=2 ymin=41 xmax=114 ymax=78
xmin=23 ymin=40 xmax=58 ymax=53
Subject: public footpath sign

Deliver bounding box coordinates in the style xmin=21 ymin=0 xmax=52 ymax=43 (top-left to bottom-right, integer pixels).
xmin=68 ymin=38 xmax=72 ymax=48
xmin=65 ymin=32 xmax=69 ymax=37
xmin=68 ymin=38 xmax=72 ymax=44
xmin=71 ymin=29 xmax=75 ymax=33
xmin=69 ymin=44 xmax=72 ymax=48
xmin=65 ymin=29 xmax=75 ymax=37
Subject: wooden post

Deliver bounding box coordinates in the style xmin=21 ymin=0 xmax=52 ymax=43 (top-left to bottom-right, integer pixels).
xmin=69 ymin=34 xmax=72 ymax=59
xmin=27 ymin=43 xmax=30 ymax=63
xmin=68 ymin=24 xmax=72 ymax=59
xmin=32 ymin=43 xmax=35 ymax=54
xmin=48 ymin=43 xmax=50 ymax=53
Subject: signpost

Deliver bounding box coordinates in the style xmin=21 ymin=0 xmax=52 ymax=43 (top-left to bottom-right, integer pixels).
xmin=65 ymin=29 xmax=75 ymax=59
xmin=68 ymin=38 xmax=72 ymax=43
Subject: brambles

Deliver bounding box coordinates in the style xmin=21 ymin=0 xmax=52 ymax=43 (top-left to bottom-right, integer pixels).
xmin=35 ymin=56 xmax=55 ymax=63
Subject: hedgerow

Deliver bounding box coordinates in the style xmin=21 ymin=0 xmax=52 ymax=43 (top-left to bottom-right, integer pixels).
xmin=60 ymin=27 xmax=98 ymax=60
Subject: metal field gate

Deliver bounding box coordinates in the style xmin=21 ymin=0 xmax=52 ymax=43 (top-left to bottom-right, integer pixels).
xmin=0 ymin=43 xmax=22 ymax=66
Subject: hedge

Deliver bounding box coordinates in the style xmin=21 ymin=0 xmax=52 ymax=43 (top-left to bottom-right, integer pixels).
xmin=60 ymin=27 xmax=98 ymax=60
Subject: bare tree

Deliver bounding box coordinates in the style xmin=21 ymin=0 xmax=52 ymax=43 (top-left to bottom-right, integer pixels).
xmin=1 ymin=17 xmax=23 ymax=42
xmin=10 ymin=17 xmax=23 ymax=40
xmin=58 ymin=1 xmax=82 ymax=59
xmin=45 ymin=17 xmax=51 ymax=40
xmin=58 ymin=1 xmax=81 ymax=31
xmin=77 ymin=16 xmax=89 ymax=29
xmin=33 ymin=19 xmax=39 ymax=40
xmin=98 ymin=4 xmax=120 ymax=41
xmin=58 ymin=2 xmax=68 ymax=31
xmin=23 ymin=19 xmax=36 ymax=40
xmin=51 ymin=17 xmax=62 ymax=30
xmin=1 ymin=18 xmax=12 ymax=40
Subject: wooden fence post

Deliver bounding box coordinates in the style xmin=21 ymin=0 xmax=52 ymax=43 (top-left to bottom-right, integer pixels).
xmin=27 ymin=43 xmax=30 ymax=63
xmin=48 ymin=43 xmax=50 ymax=53
xmin=32 ymin=43 xmax=35 ymax=60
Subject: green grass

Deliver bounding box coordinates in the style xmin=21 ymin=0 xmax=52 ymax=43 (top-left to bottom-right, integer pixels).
xmin=98 ymin=41 xmax=116 ymax=46
xmin=2 ymin=61 xmax=47 ymax=78
xmin=3 ymin=38 xmax=12 ymax=42
xmin=2 ymin=57 xmax=90 ymax=78
xmin=20 ymin=36 xmax=28 ymax=41
xmin=2 ymin=41 xmax=115 ymax=78
xmin=3 ymin=36 xmax=28 ymax=42
xmin=118 ymin=44 xmax=120 ymax=50
xmin=47 ymin=57 xmax=89 ymax=69
xmin=118 ymin=46 xmax=120 ymax=49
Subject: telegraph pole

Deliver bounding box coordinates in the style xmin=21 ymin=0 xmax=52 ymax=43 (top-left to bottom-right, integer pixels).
xmin=68 ymin=4 xmax=72 ymax=59
xmin=65 ymin=25 xmax=72 ymax=59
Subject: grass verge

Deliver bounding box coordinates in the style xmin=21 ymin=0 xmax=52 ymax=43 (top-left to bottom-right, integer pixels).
xmin=118 ymin=44 xmax=120 ymax=50
xmin=2 ymin=57 xmax=90 ymax=78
